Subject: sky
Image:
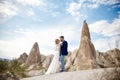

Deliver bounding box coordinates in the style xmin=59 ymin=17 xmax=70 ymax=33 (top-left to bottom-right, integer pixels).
xmin=0 ymin=0 xmax=120 ymax=59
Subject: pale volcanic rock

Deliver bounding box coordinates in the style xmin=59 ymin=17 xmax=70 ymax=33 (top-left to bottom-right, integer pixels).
xmin=42 ymin=54 xmax=54 ymax=68
xmin=75 ymin=20 xmax=96 ymax=70
xmin=26 ymin=42 xmax=41 ymax=66
xmin=18 ymin=52 xmax=28 ymax=63
xmin=97 ymin=48 xmax=120 ymax=68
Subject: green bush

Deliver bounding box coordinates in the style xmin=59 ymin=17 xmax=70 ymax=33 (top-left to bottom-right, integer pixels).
xmin=0 ymin=60 xmax=9 ymax=74
xmin=0 ymin=59 xmax=27 ymax=78
xmin=9 ymin=59 xmax=27 ymax=78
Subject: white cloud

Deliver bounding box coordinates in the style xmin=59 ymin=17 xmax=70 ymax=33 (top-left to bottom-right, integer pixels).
xmin=103 ymin=0 xmax=120 ymax=5
xmin=0 ymin=25 xmax=80 ymax=59
xmin=51 ymin=12 xmax=60 ymax=17
xmin=17 ymin=0 xmax=46 ymax=7
xmin=0 ymin=0 xmax=37 ymax=22
xmin=93 ymin=38 xmax=110 ymax=52
xmin=0 ymin=0 xmax=18 ymax=20
xmin=66 ymin=0 xmax=120 ymax=21
xmin=66 ymin=1 xmax=87 ymax=22
xmin=27 ymin=10 xmax=35 ymax=16
xmin=87 ymin=3 xmax=99 ymax=8
xmin=0 ymin=40 xmax=31 ymax=59
xmin=87 ymin=0 xmax=120 ymax=8
xmin=89 ymin=18 xmax=120 ymax=37
xmin=67 ymin=0 xmax=120 ymax=12
xmin=89 ymin=18 xmax=120 ymax=51
xmin=93 ymin=36 xmax=120 ymax=52
xmin=66 ymin=2 xmax=82 ymax=17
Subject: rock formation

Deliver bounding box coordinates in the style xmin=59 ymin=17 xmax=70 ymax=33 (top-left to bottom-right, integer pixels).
xmin=97 ymin=48 xmax=120 ymax=68
xmin=65 ymin=51 xmax=72 ymax=70
xmin=75 ymin=20 xmax=96 ymax=70
xmin=42 ymin=54 xmax=54 ymax=68
xmin=62 ymin=50 xmax=78 ymax=71
xmin=26 ymin=42 xmax=41 ymax=66
xmin=27 ymin=70 xmax=45 ymax=77
xmin=18 ymin=52 xmax=28 ymax=63
xmin=41 ymin=54 xmax=46 ymax=63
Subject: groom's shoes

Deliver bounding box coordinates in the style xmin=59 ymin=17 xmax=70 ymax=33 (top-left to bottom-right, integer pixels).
xmin=60 ymin=70 xmax=64 ymax=72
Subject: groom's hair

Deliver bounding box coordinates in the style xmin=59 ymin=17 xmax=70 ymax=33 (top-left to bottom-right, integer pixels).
xmin=60 ymin=36 xmax=64 ymax=38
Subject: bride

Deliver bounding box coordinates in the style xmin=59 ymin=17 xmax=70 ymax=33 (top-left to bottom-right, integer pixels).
xmin=45 ymin=39 xmax=60 ymax=74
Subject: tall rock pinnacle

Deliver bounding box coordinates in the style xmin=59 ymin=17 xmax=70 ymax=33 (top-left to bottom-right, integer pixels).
xmin=75 ymin=20 xmax=96 ymax=70
xmin=26 ymin=42 xmax=41 ymax=66
xmin=81 ymin=20 xmax=91 ymax=40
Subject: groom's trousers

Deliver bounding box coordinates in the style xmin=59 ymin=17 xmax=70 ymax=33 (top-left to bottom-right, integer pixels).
xmin=60 ymin=55 xmax=65 ymax=71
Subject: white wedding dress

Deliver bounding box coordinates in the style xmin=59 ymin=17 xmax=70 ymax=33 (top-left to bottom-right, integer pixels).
xmin=45 ymin=44 xmax=60 ymax=74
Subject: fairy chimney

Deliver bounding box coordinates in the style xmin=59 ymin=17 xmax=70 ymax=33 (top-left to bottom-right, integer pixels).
xmin=26 ymin=42 xmax=41 ymax=66
xmin=75 ymin=20 xmax=96 ymax=70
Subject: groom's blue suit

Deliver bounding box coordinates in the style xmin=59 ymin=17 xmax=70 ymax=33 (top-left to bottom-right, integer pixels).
xmin=60 ymin=40 xmax=68 ymax=71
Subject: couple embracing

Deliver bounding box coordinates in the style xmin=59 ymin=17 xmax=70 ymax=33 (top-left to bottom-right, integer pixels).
xmin=45 ymin=36 xmax=68 ymax=74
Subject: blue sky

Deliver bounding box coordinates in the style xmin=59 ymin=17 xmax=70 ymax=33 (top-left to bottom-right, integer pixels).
xmin=0 ymin=0 xmax=120 ymax=59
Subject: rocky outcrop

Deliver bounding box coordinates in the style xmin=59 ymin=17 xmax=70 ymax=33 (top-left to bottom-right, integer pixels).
xmin=65 ymin=51 xmax=72 ymax=70
xmin=65 ymin=50 xmax=78 ymax=71
xmin=26 ymin=42 xmax=41 ymax=66
xmin=41 ymin=54 xmax=46 ymax=63
xmin=68 ymin=49 xmax=78 ymax=71
xmin=42 ymin=54 xmax=54 ymax=68
xmin=75 ymin=20 xmax=96 ymax=70
xmin=0 ymin=71 xmax=20 ymax=80
xmin=18 ymin=52 xmax=28 ymax=63
xmin=26 ymin=70 xmax=46 ymax=77
xmin=70 ymin=49 xmax=78 ymax=65
xmin=97 ymin=48 xmax=120 ymax=68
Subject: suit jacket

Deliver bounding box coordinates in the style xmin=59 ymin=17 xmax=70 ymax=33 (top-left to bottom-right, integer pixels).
xmin=60 ymin=40 xmax=68 ymax=56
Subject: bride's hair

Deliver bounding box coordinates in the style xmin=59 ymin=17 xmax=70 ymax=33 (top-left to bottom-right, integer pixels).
xmin=55 ymin=39 xmax=60 ymax=44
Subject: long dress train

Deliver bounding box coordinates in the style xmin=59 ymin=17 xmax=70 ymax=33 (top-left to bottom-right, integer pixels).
xmin=45 ymin=44 xmax=60 ymax=74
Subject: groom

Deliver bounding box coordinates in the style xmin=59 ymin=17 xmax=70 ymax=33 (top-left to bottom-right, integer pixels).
xmin=59 ymin=36 xmax=68 ymax=72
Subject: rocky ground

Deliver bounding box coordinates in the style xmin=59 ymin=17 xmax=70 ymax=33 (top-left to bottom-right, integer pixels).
xmin=21 ymin=68 xmax=120 ymax=80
